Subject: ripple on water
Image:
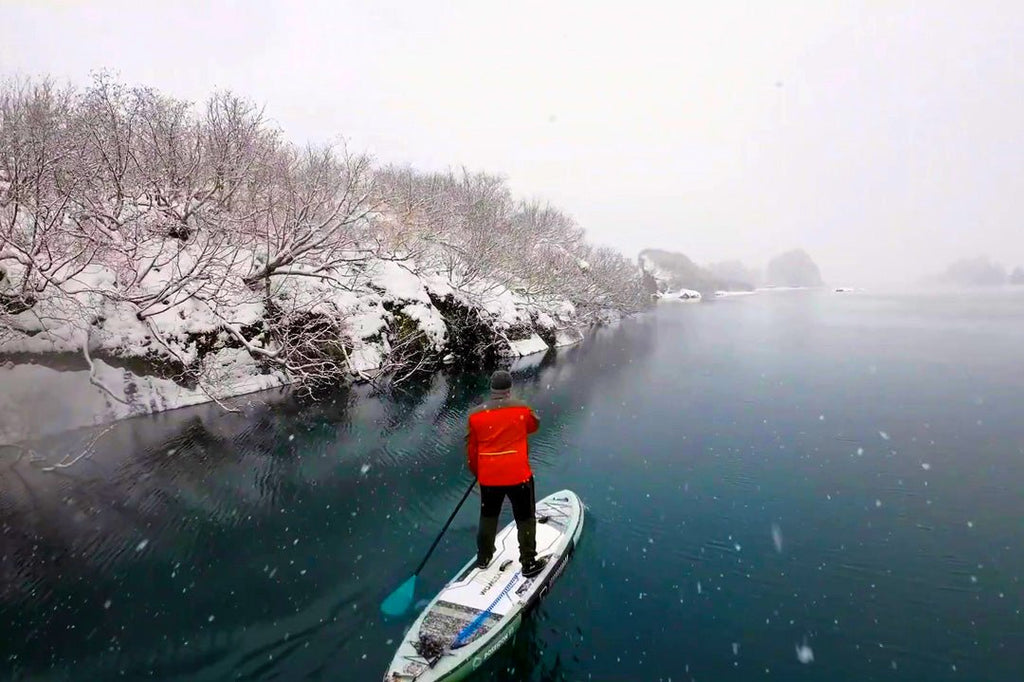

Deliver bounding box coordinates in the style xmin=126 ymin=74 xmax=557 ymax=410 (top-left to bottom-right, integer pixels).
xmin=4 ymin=296 xmax=1024 ymax=681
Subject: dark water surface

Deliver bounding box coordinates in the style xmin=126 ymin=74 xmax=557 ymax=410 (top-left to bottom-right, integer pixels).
xmin=2 ymin=290 xmax=1022 ymax=681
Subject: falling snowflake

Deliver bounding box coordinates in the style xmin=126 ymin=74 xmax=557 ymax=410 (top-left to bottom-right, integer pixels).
xmin=795 ymin=641 xmax=814 ymax=664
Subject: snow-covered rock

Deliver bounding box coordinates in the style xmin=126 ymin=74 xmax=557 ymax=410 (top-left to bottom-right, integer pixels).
xmin=367 ymin=260 xmax=447 ymax=346
xmin=554 ymin=329 xmax=584 ymax=348
xmin=508 ymin=350 xmax=547 ymax=373
xmin=658 ymin=288 xmax=702 ymax=302
xmin=504 ymin=334 xmax=549 ymax=358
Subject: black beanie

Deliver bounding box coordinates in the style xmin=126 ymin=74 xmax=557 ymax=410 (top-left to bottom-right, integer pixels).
xmin=490 ymin=370 xmax=513 ymax=391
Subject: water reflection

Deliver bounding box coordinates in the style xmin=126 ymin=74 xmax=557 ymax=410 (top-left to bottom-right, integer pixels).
xmin=0 ymin=315 xmax=655 ymax=681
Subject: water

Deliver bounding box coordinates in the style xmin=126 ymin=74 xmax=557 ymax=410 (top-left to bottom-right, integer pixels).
xmin=2 ymin=290 xmax=1022 ymax=681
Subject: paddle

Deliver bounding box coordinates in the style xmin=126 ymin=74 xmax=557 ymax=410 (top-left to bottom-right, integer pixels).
xmin=380 ymin=479 xmax=477 ymax=617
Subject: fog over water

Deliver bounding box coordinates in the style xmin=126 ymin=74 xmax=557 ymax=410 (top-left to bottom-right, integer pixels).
xmin=4 ymin=1 xmax=1023 ymax=284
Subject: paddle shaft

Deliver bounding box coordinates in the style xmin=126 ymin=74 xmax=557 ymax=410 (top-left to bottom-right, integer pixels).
xmin=414 ymin=479 xmax=477 ymax=576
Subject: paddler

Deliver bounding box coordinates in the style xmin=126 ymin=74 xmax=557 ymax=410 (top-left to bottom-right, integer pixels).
xmin=465 ymin=370 xmax=548 ymax=578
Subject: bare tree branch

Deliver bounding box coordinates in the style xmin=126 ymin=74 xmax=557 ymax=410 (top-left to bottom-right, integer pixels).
xmin=82 ymin=335 xmax=130 ymax=405
xmin=39 ymin=423 xmax=116 ymax=471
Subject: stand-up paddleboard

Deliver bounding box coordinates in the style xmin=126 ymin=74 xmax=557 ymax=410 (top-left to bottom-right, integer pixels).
xmin=383 ymin=489 xmax=584 ymax=681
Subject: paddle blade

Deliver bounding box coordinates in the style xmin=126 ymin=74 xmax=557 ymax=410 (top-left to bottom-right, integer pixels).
xmin=381 ymin=575 xmax=417 ymax=617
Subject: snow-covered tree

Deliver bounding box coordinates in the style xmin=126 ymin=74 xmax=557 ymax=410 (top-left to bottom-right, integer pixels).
xmin=1 ymin=74 xmax=649 ymax=401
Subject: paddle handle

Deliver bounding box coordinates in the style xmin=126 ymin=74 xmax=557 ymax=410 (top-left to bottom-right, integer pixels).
xmin=414 ymin=479 xmax=477 ymax=576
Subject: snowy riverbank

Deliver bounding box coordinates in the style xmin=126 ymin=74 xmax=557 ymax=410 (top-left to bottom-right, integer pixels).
xmin=0 ymin=256 xmax=601 ymax=445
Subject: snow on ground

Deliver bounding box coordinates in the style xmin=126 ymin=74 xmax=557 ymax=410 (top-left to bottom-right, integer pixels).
xmin=200 ymin=348 xmax=288 ymax=396
xmin=478 ymin=285 xmax=535 ymax=329
xmin=259 ymin=257 xmax=453 ymax=376
xmin=367 ymin=260 xmax=447 ymax=347
xmin=533 ymin=310 xmax=557 ymax=330
xmin=3 ymin=264 xmax=120 ymax=354
xmin=345 ymin=344 xmax=385 ymax=377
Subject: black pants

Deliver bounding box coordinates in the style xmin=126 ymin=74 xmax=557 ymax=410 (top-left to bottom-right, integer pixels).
xmin=477 ymin=477 xmax=537 ymax=565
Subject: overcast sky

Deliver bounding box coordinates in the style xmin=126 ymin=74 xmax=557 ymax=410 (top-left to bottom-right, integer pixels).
xmin=3 ymin=1 xmax=1023 ymax=284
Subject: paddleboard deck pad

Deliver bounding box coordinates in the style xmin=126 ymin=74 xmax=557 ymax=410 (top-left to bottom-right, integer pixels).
xmin=383 ymin=489 xmax=584 ymax=681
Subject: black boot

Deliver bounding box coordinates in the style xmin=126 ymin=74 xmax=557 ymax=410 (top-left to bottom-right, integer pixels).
xmin=518 ymin=517 xmax=548 ymax=577
xmin=522 ymin=555 xmax=548 ymax=578
xmin=477 ymin=515 xmax=499 ymax=568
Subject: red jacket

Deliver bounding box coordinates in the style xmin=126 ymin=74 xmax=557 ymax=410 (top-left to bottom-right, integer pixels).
xmin=466 ymin=396 xmax=539 ymax=486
